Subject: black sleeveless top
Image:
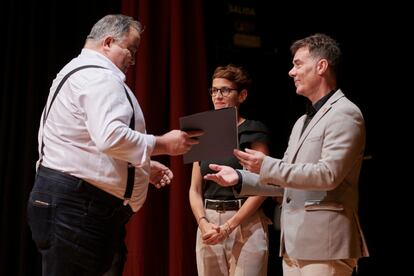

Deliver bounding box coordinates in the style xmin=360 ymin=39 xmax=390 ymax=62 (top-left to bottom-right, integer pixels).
xmin=200 ymin=119 xmax=270 ymax=200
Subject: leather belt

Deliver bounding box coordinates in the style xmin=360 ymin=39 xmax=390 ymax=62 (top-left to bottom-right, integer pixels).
xmin=204 ymin=199 xmax=244 ymax=212
xmin=37 ymin=165 xmax=126 ymax=209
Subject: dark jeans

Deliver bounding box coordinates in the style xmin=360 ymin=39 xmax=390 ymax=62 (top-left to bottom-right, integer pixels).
xmin=27 ymin=165 xmax=133 ymax=276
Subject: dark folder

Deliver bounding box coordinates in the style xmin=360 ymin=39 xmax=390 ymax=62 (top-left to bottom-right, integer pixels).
xmin=179 ymin=107 xmax=238 ymax=164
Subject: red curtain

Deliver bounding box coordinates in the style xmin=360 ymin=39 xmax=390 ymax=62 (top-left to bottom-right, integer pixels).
xmin=121 ymin=0 xmax=209 ymax=275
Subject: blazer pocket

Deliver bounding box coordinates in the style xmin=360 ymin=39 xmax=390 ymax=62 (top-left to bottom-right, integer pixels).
xmin=304 ymin=201 xmax=344 ymax=211
xmin=305 ymin=135 xmax=323 ymax=143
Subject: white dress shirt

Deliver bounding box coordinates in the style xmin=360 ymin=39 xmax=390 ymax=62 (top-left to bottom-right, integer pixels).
xmin=38 ymin=48 xmax=155 ymax=212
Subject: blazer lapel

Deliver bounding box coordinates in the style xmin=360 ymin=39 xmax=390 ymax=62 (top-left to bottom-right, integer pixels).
xmin=288 ymin=90 xmax=345 ymax=163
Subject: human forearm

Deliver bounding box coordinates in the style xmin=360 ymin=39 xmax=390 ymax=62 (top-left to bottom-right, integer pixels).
xmin=225 ymin=196 xmax=266 ymax=231
xmin=95 ymin=125 xmax=155 ymax=166
xmin=237 ymin=169 xmax=284 ymax=197
xmin=189 ymin=189 xmax=207 ymax=224
xmin=260 ymin=155 xmax=342 ymax=191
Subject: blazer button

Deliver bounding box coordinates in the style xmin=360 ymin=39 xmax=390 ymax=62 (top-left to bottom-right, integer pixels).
xmin=286 ymin=197 xmax=291 ymax=203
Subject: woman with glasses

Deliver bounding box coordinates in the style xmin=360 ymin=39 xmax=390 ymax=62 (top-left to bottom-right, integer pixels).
xmin=189 ymin=64 xmax=271 ymax=276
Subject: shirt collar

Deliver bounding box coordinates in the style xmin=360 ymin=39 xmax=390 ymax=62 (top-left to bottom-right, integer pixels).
xmin=305 ymin=89 xmax=337 ymax=117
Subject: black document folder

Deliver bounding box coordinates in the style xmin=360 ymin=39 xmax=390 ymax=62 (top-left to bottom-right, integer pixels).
xmin=179 ymin=107 xmax=238 ymax=164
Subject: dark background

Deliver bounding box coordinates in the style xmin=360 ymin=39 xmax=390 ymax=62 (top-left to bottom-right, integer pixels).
xmin=1 ymin=0 xmax=407 ymax=275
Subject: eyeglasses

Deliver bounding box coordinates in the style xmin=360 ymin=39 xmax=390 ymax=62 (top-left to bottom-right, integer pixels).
xmin=208 ymin=87 xmax=238 ymax=97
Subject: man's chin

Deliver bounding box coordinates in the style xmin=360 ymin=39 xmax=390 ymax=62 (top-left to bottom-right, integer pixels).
xmin=295 ymin=87 xmax=304 ymax=95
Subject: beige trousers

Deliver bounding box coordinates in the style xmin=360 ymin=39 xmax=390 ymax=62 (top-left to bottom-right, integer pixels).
xmin=282 ymin=255 xmax=357 ymax=276
xmin=196 ymin=209 xmax=269 ymax=276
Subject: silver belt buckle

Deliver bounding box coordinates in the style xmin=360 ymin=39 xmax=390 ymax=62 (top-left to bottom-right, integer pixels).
xmin=217 ymin=203 xmax=225 ymax=213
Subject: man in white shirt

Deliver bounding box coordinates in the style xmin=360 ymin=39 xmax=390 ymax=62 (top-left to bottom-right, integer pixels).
xmin=27 ymin=14 xmax=202 ymax=276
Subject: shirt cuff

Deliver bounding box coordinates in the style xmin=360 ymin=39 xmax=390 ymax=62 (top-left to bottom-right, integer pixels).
xmin=234 ymin=169 xmax=243 ymax=193
xmin=146 ymin=134 xmax=156 ymax=155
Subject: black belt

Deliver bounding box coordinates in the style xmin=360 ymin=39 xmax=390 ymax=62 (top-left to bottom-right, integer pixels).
xmin=37 ymin=165 xmax=126 ymax=209
xmin=204 ymin=199 xmax=244 ymax=212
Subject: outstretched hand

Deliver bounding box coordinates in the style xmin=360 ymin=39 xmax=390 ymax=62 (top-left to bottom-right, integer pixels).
xmin=203 ymin=164 xmax=239 ymax=187
xmin=234 ymin=148 xmax=265 ymax=174
xmin=149 ymin=160 xmax=173 ymax=189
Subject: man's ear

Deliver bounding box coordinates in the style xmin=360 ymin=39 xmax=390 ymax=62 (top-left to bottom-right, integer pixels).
xmin=102 ymin=35 xmax=114 ymax=51
xmin=317 ymin=59 xmax=328 ymax=75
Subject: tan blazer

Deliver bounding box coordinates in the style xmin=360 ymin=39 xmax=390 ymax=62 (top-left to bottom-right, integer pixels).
xmin=237 ymin=90 xmax=369 ymax=260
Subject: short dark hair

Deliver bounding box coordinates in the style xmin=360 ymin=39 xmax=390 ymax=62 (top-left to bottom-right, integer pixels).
xmin=212 ymin=64 xmax=252 ymax=91
xmin=290 ymin=33 xmax=341 ymax=74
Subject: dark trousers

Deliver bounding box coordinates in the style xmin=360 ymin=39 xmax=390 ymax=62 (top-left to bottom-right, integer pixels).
xmin=27 ymin=165 xmax=133 ymax=276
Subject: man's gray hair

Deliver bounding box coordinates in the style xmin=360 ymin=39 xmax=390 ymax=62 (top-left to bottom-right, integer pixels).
xmin=290 ymin=33 xmax=341 ymax=74
xmin=87 ymin=14 xmax=143 ymax=42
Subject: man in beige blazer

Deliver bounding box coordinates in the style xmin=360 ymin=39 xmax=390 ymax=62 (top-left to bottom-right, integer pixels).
xmin=204 ymin=33 xmax=369 ymax=276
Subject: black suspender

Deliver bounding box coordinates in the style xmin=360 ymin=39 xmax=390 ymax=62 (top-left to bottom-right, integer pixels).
xmin=40 ymin=65 xmax=135 ymax=201
xmin=122 ymin=87 xmax=135 ymax=200
xmin=41 ymin=65 xmax=105 ymax=159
